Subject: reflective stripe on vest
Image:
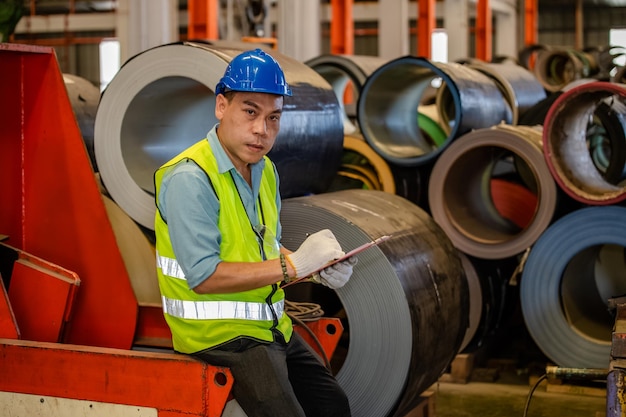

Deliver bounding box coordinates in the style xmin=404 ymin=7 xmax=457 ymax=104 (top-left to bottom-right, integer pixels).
xmin=156 ymin=251 xmax=185 ymax=280
xmin=162 ymin=296 xmax=284 ymax=321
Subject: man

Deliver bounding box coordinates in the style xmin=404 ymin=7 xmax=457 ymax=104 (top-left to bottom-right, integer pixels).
xmin=154 ymin=48 xmax=355 ymax=417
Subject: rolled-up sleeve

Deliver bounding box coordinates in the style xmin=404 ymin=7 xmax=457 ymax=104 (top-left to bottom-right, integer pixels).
xmin=158 ymin=161 xmax=221 ymax=289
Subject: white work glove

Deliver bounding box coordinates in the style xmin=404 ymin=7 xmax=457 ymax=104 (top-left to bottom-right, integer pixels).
xmin=287 ymin=229 xmax=345 ymax=278
xmin=313 ymin=257 xmax=358 ymax=289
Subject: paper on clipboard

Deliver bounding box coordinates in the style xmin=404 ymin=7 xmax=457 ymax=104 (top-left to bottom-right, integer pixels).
xmin=281 ymin=234 xmax=392 ymax=288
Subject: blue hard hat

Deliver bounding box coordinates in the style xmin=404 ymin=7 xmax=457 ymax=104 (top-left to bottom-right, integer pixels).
xmin=215 ymin=48 xmax=292 ymax=96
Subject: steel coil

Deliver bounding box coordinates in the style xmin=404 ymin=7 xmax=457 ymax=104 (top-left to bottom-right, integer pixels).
xmin=467 ymin=62 xmax=547 ymax=124
xmin=543 ymin=81 xmax=626 ymax=205
xmin=280 ymin=189 xmax=468 ymax=417
xmin=533 ymin=49 xmax=588 ymax=92
xmin=520 ymin=206 xmax=626 ymax=368
xmin=305 ymin=54 xmax=389 ymax=134
xmin=428 ymin=124 xmax=557 ymax=259
xmin=357 ymin=56 xmax=510 ymax=167
xmin=329 ymin=134 xmax=396 ymax=193
xmin=63 ymin=73 xmax=100 ymax=170
xmin=94 ymin=42 xmax=343 ymax=229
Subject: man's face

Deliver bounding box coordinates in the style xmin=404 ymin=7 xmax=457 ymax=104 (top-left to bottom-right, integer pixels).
xmin=215 ymin=91 xmax=284 ymax=170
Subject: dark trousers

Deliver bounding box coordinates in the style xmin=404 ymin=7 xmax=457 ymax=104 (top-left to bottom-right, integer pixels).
xmin=192 ymin=331 xmax=351 ymax=417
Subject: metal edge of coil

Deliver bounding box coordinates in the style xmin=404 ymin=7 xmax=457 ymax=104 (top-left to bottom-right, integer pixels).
xmin=428 ymin=124 xmax=557 ymax=259
xmin=342 ymin=134 xmax=396 ymax=194
xmin=467 ymin=62 xmax=547 ymax=125
xmin=520 ymin=205 xmax=626 ymax=368
xmin=102 ymin=195 xmax=160 ymax=306
xmin=305 ymin=54 xmax=389 ymax=135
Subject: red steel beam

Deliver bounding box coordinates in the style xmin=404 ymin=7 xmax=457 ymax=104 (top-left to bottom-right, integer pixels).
xmin=476 ymin=0 xmax=492 ymax=61
xmin=188 ymin=0 xmax=219 ymax=40
xmin=330 ymin=0 xmax=354 ymax=55
xmin=524 ymin=0 xmax=538 ymax=46
xmin=417 ymin=0 xmax=435 ymax=58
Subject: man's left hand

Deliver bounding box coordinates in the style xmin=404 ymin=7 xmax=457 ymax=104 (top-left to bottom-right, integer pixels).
xmin=313 ymin=257 xmax=358 ymax=289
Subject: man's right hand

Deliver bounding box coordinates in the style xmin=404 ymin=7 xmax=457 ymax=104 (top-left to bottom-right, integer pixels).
xmin=287 ymin=229 xmax=344 ymax=278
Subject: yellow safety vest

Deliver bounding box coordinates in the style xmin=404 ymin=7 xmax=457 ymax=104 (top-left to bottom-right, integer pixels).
xmin=154 ymin=139 xmax=292 ymax=353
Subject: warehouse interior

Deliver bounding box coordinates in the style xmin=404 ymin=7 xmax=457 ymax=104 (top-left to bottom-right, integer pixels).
xmin=2 ymin=0 xmax=626 ymax=416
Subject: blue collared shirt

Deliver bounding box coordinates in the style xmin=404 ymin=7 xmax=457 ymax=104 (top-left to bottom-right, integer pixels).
xmin=157 ymin=124 xmax=282 ymax=289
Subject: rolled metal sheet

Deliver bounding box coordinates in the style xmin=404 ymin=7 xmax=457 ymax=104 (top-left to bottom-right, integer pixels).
xmin=533 ymin=49 xmax=589 ymax=92
xmin=63 ymin=73 xmax=101 ymax=170
xmin=467 ymin=62 xmax=547 ymax=124
xmin=102 ymin=195 xmax=160 ymax=306
xmin=457 ymin=252 xmax=483 ymax=353
xmin=94 ymin=41 xmax=343 ymax=229
xmin=337 ymin=134 xmax=396 ymax=193
xmin=543 ymin=81 xmax=626 ymax=205
xmin=305 ymin=54 xmax=389 ymax=134
xmin=461 ymin=255 xmax=520 ymax=353
xmin=518 ymin=44 xmax=550 ymax=71
xmin=428 ymin=124 xmax=557 ymax=259
xmin=357 ymin=56 xmax=510 ymax=167
xmin=520 ymin=205 xmax=626 ymax=368
xmin=280 ymin=189 xmax=468 ymax=417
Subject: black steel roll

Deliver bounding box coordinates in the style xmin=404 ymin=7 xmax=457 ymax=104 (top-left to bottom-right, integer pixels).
xmin=280 ymin=189 xmax=468 ymax=417
xmin=467 ymin=62 xmax=547 ymax=124
xmin=357 ymin=56 xmax=510 ymax=167
xmin=94 ymin=41 xmax=343 ymax=229
xmin=63 ymin=73 xmax=101 ymax=171
xmin=305 ymin=54 xmax=389 ymax=134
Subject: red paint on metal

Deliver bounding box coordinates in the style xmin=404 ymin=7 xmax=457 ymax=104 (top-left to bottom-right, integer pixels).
xmin=0 ymin=339 xmax=233 ymax=417
xmin=0 ymin=44 xmax=137 ymax=349
xmin=0 ymin=281 xmax=19 ymax=340
xmin=294 ymin=317 xmax=343 ymax=361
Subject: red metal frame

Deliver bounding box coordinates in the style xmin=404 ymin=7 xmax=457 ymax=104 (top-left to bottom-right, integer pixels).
xmin=0 ymin=338 xmax=233 ymax=417
xmin=2 ymin=242 xmax=80 ymax=343
xmin=0 ymin=43 xmax=138 ymax=349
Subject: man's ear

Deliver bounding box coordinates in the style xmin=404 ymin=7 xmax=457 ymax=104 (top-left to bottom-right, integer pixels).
xmin=215 ymin=94 xmax=227 ymax=119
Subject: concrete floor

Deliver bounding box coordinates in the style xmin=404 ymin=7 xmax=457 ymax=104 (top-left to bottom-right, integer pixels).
xmin=431 ymin=379 xmax=606 ymax=417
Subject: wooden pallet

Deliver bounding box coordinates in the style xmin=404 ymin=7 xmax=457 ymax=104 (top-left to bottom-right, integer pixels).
xmin=528 ymin=375 xmax=606 ymax=398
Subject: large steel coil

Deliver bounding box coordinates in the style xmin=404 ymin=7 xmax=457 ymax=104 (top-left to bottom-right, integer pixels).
xmin=533 ymin=49 xmax=594 ymax=92
xmin=94 ymin=42 xmax=343 ymax=229
xmin=467 ymin=62 xmax=547 ymax=124
xmin=63 ymin=73 xmax=100 ymax=170
xmin=280 ymin=189 xmax=468 ymax=417
xmin=543 ymin=81 xmax=626 ymax=205
xmin=428 ymin=124 xmax=557 ymax=259
xmin=357 ymin=56 xmax=510 ymax=167
xmin=305 ymin=54 xmax=389 ymax=134
xmin=326 ymin=134 xmax=396 ymax=193
xmin=520 ymin=206 xmax=626 ymax=368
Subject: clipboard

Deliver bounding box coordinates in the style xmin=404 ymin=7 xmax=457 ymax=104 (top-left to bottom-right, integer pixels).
xmin=281 ymin=234 xmax=391 ymax=288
